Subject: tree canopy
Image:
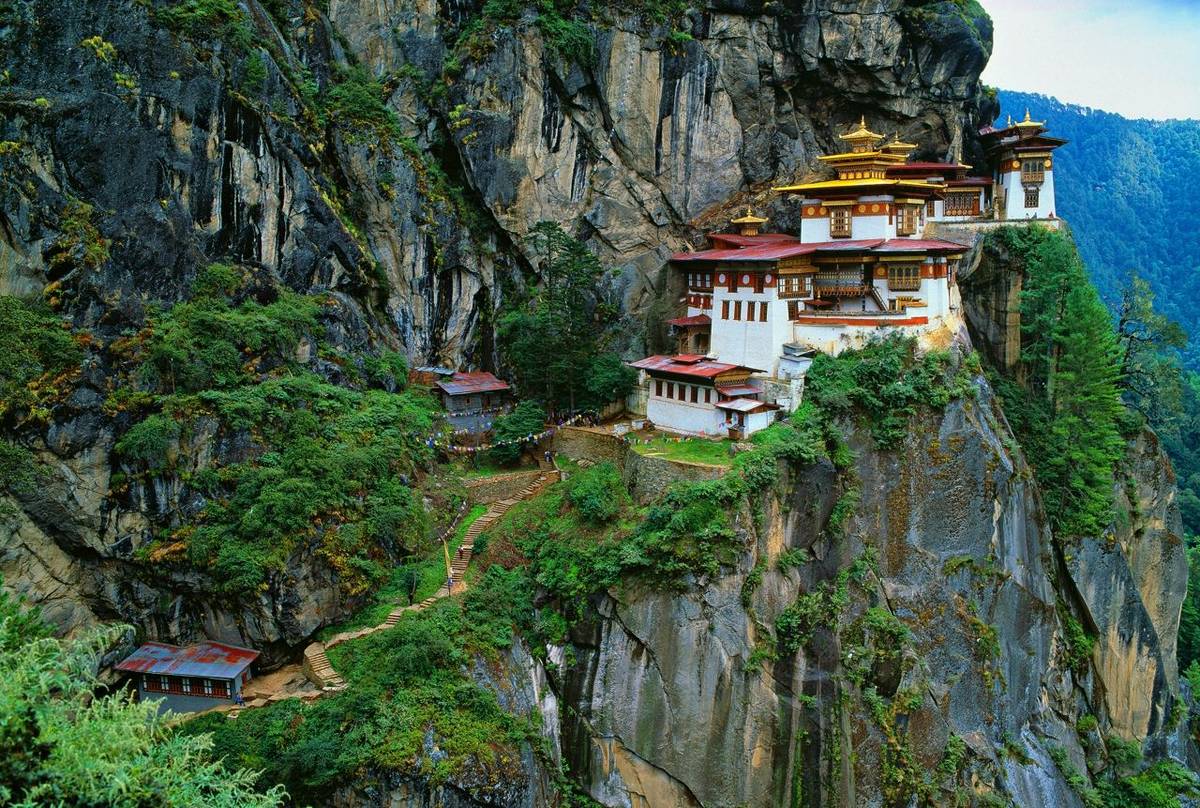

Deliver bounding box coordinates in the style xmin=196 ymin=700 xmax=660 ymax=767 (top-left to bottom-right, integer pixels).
xmin=0 ymin=586 xmax=284 ymax=807
xmin=498 ymin=222 xmax=633 ymax=411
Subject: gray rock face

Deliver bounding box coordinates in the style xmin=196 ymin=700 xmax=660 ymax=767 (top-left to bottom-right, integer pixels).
xmin=0 ymin=0 xmax=994 ymax=659
xmin=541 ymin=381 xmax=1189 ymax=806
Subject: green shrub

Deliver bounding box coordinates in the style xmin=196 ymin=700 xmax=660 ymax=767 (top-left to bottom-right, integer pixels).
xmin=47 ymin=199 xmax=109 ymax=272
xmin=0 ymin=296 xmax=83 ymax=426
xmin=155 ymin=0 xmax=253 ymax=49
xmin=115 ymin=413 xmax=180 ymax=470
xmin=566 ymin=461 xmax=624 ymax=524
xmin=804 ymin=334 xmax=975 ymax=450
xmin=489 ymin=400 xmax=545 ymax=465
xmin=321 ymin=66 xmax=400 ymax=143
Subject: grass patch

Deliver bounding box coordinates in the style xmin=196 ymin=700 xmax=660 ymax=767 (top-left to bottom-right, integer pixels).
xmin=631 ymin=433 xmax=734 ymax=467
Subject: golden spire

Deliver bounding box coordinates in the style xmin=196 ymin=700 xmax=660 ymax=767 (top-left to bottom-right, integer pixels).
xmin=1015 ymin=108 xmax=1045 ymax=129
xmin=731 ymin=206 xmax=767 ymax=235
xmin=839 ymin=116 xmax=886 ymax=153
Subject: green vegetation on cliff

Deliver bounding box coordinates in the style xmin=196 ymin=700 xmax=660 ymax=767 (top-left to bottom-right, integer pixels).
xmin=99 ymin=266 xmax=441 ymax=596
xmin=985 ymin=226 xmax=1129 ymax=539
xmin=182 ymin=572 xmax=539 ymax=800
xmin=0 ymin=587 xmax=283 ymax=806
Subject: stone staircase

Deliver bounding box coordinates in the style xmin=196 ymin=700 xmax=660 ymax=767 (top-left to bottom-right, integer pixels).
xmin=298 ymin=470 xmax=558 ymax=693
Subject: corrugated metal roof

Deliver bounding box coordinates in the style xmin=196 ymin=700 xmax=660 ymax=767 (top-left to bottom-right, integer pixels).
xmin=628 ymin=355 xmax=762 ymax=379
xmin=114 ymin=641 xmax=258 ymax=679
xmin=435 ymin=372 xmax=511 ymax=396
xmin=887 ymin=162 xmax=970 ymax=173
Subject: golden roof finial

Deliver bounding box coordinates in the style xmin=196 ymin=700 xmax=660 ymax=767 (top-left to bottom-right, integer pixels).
xmin=731 ymin=207 xmax=768 ymax=224
xmin=1015 ymin=109 xmax=1045 ymax=129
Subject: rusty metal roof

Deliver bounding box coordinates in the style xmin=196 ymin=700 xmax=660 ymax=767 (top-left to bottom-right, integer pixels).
xmin=114 ymin=641 xmax=259 ymax=679
xmin=435 ymin=372 xmax=511 ymax=396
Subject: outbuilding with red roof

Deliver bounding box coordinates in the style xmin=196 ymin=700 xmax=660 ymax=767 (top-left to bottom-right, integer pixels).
xmin=435 ymin=371 xmax=514 ymax=433
xmin=115 ymin=641 xmax=259 ymax=714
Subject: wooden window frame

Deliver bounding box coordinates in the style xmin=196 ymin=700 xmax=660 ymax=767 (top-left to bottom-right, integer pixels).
xmin=829 ymin=207 xmax=851 ymax=238
xmin=655 ymin=380 xmax=663 ymax=397
xmin=690 ymin=386 xmax=698 ymax=403
xmin=759 ymin=301 xmax=768 ymax=322
xmin=887 ymin=264 xmax=922 ymax=292
xmin=733 ymin=300 xmax=741 ymax=321
xmin=721 ymin=300 xmax=729 ymax=320
xmin=897 ymin=205 xmax=918 ymax=236
xmin=1024 ymin=187 xmax=1040 ymax=209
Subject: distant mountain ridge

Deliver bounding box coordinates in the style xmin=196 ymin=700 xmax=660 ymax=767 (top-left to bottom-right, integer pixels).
xmin=996 ymin=91 xmax=1200 ymax=368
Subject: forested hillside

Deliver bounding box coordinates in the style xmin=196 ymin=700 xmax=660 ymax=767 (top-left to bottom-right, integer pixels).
xmin=996 ymin=92 xmax=1200 ymax=369
xmin=997 ymin=92 xmax=1200 ymax=674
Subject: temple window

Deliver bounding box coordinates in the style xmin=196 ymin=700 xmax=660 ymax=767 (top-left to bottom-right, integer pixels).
xmin=887 ymin=264 xmax=922 ymax=292
xmin=1024 ymin=187 xmax=1040 ymax=208
xmin=945 ymin=193 xmax=977 ymax=217
xmin=690 ymin=386 xmax=698 ymax=403
xmin=721 ymin=300 xmax=729 ymax=320
xmin=829 ymin=207 xmax=851 ymax=238
xmin=1021 ymin=159 xmax=1045 ymax=183
xmin=897 ymin=205 xmax=918 ymax=235
xmin=759 ymin=302 xmax=768 ymax=322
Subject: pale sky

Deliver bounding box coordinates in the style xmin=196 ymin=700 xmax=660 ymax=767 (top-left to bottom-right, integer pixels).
xmin=981 ymin=0 xmax=1200 ymax=120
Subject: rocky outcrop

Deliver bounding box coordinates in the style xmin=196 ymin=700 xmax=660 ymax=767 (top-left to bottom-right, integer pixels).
xmin=0 ymin=0 xmax=995 ymax=654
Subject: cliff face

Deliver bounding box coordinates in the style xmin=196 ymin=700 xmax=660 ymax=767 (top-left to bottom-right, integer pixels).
xmin=2 ymin=1 xmax=1193 ymax=805
xmin=0 ymin=0 xmax=994 ymax=653
xmin=534 ymin=379 xmax=1187 ymax=808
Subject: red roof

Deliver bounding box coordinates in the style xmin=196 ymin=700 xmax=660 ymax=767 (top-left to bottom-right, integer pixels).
xmin=887 ymin=162 xmax=969 ymax=177
xmin=707 ymin=233 xmax=795 ymax=248
xmin=873 ymin=238 xmax=967 ymax=253
xmin=946 ymin=178 xmax=991 ymax=187
xmin=436 ymin=371 xmax=511 ymax=397
xmin=671 ymin=235 xmax=966 ymax=263
xmin=628 ymin=355 xmax=762 ymax=379
xmin=666 ymin=314 xmax=712 ymax=328
xmin=114 ymin=641 xmax=258 ymax=679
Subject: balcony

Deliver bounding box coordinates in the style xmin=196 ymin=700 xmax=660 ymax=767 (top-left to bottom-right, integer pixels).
xmin=886 ymin=277 xmax=922 ymax=292
xmin=814 ymin=284 xmax=872 ymax=298
xmin=1021 ymin=170 xmax=1044 ymax=184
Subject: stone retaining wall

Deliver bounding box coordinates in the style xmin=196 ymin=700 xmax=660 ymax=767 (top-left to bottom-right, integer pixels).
xmin=623 ymin=451 xmax=726 ymax=505
xmin=553 ymin=426 xmax=628 ymax=468
xmin=464 ymin=469 xmax=546 ymax=505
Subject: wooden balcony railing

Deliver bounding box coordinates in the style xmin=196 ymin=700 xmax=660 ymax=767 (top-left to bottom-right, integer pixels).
xmin=1021 ymin=170 xmax=1044 ymax=184
xmin=815 ymin=284 xmax=872 ymax=298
